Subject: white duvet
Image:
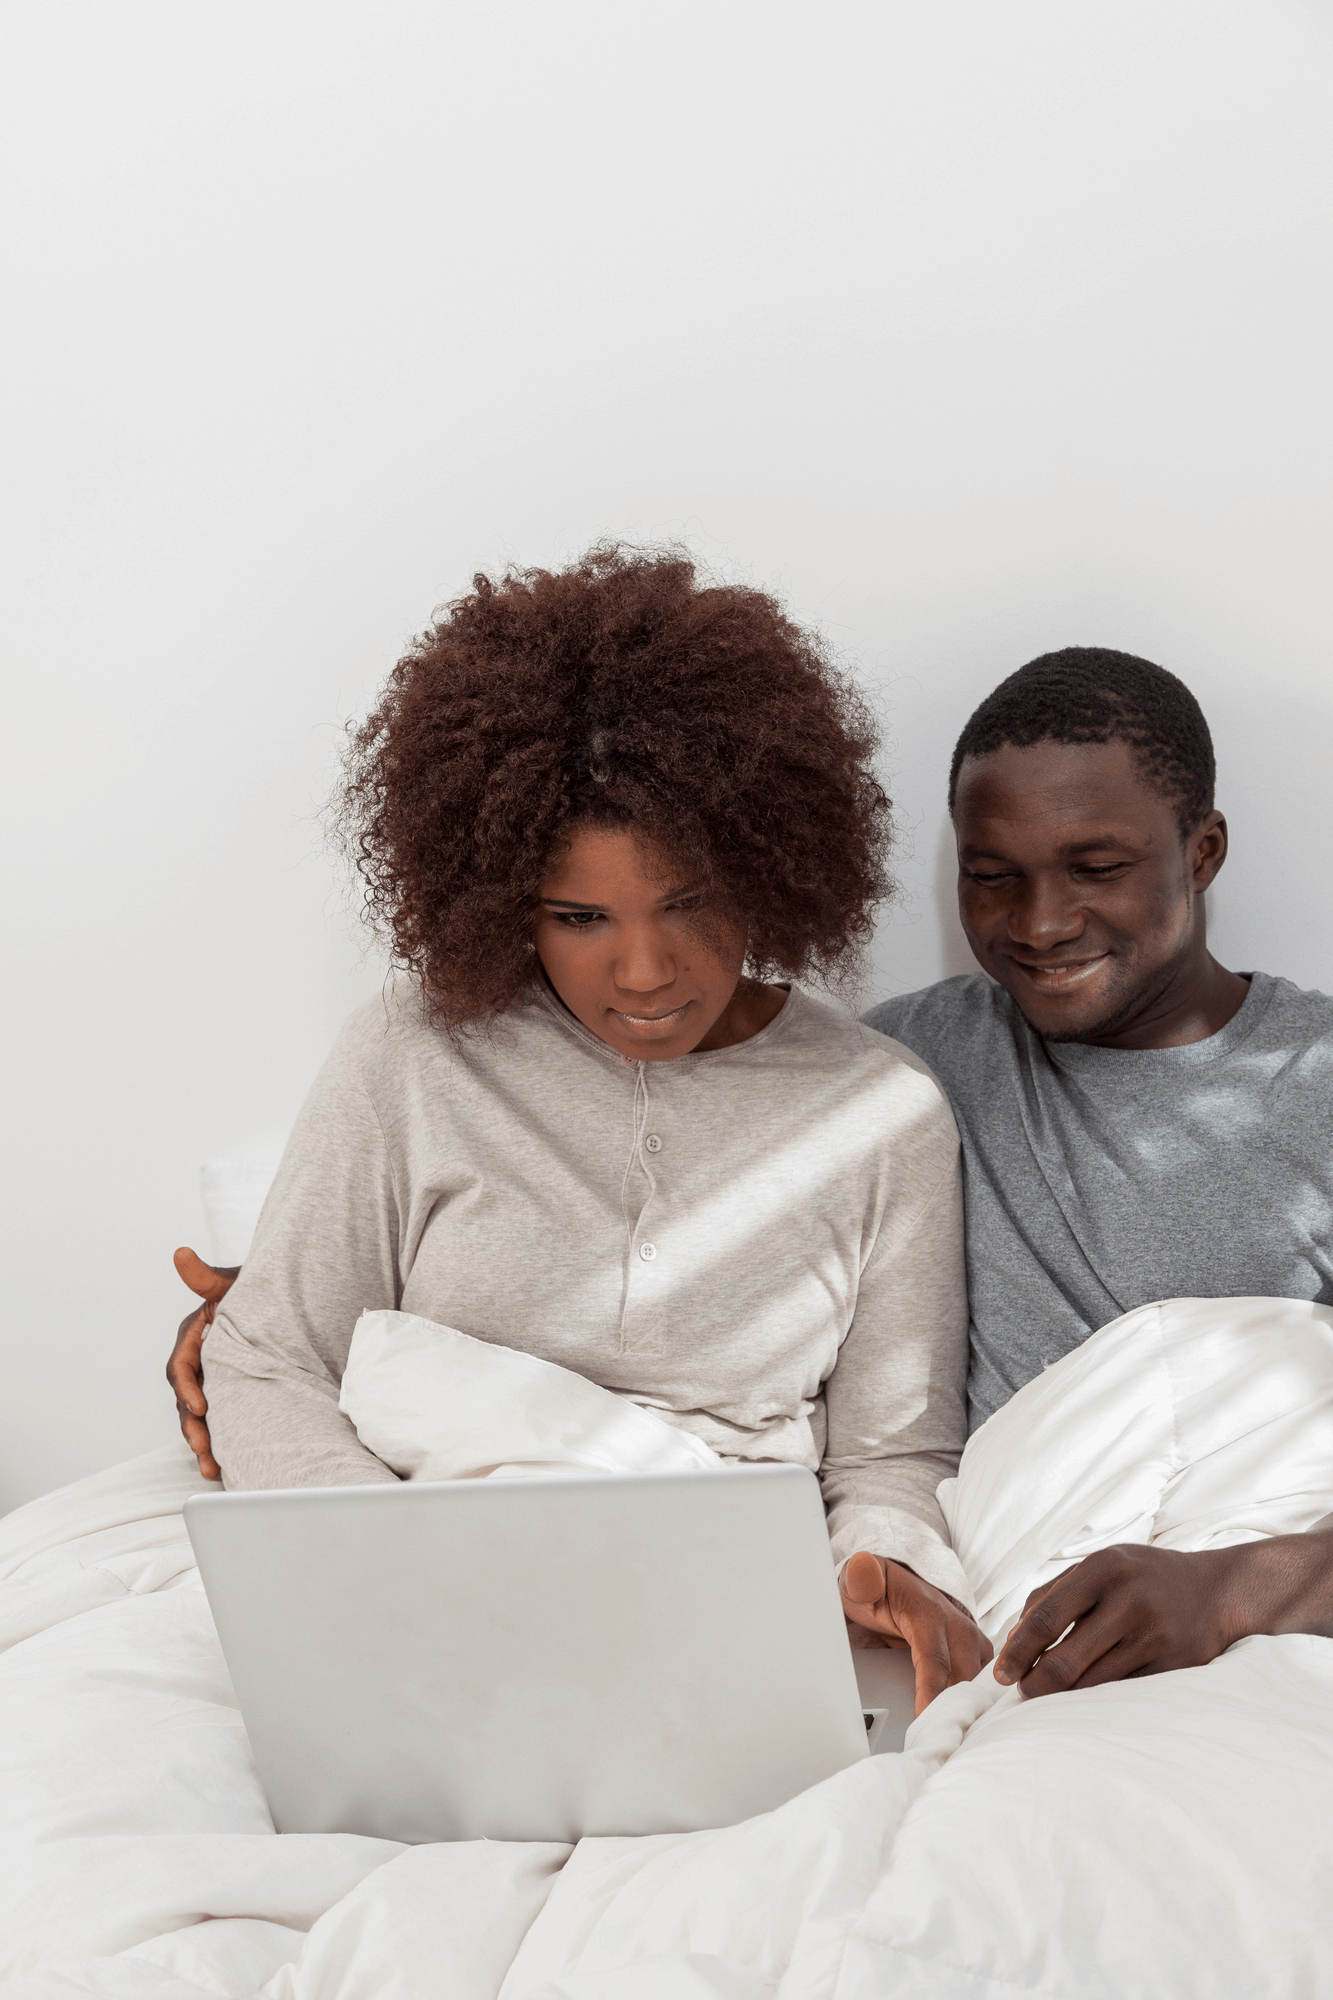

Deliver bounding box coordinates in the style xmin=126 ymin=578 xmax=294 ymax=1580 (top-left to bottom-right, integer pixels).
xmin=4 ymin=1295 xmax=1333 ymax=1999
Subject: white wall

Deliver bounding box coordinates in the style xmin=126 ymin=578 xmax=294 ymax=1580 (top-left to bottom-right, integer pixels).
xmin=4 ymin=0 xmax=1332 ymax=1512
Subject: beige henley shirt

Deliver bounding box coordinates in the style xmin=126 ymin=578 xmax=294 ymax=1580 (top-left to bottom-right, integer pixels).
xmin=203 ymin=980 xmax=972 ymax=1603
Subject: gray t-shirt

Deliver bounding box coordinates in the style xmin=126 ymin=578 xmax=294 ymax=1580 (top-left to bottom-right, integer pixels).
xmin=865 ymin=970 xmax=1333 ymax=1431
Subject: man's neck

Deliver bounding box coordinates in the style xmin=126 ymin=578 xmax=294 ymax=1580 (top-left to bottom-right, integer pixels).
xmin=1076 ymin=953 xmax=1251 ymax=1051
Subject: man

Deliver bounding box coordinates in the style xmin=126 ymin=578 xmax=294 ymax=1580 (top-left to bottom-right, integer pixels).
xmin=862 ymin=646 xmax=1333 ymax=1695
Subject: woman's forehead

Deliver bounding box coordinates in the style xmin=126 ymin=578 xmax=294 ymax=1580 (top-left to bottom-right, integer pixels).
xmin=540 ymin=825 xmax=689 ymax=902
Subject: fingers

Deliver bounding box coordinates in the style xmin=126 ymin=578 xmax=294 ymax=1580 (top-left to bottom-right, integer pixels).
xmin=173 ymin=1246 xmax=217 ymax=1299
xmin=995 ymin=1552 xmax=1160 ymax=1696
xmin=885 ymin=1581 xmax=983 ymax=1714
xmin=1008 ymin=1613 xmax=1135 ymax=1698
xmin=942 ymin=1609 xmax=993 ymax=1680
xmin=169 ymin=1251 xmax=225 ymax=1482
xmin=840 ymin=1556 xmax=992 ymax=1717
xmin=995 ymin=1560 xmax=1100 ymax=1686
xmin=895 ymin=1605 xmax=953 ymax=1715
xmin=840 ymin=1556 xmax=908 ymax=1646
xmin=842 ymin=1550 xmax=888 ymax=1608
xmin=173 ymin=1247 xmax=241 ymax=1305
xmin=1003 ymin=1545 xmax=1247 ymax=1695
xmin=1052 ymin=1635 xmax=1142 ymax=1695
xmin=175 ymin=1403 xmax=221 ymax=1481
xmin=166 ymin=1306 xmax=210 ymax=1415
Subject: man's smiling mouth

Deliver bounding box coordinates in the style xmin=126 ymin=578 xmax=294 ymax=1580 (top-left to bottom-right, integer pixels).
xmin=1008 ymin=955 xmax=1110 ymax=991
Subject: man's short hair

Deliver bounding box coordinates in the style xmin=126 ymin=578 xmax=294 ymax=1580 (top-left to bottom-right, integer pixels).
xmin=947 ymin=646 xmax=1216 ymax=835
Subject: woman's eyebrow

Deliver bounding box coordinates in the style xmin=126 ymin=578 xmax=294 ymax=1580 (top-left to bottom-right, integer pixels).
xmin=540 ymin=879 xmax=703 ymax=911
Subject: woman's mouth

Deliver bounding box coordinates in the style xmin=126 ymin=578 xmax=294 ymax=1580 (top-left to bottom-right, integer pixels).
xmin=611 ymin=1004 xmax=690 ymax=1034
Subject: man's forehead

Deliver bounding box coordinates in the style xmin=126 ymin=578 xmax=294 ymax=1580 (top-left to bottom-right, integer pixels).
xmin=954 ymin=739 xmax=1177 ymax=851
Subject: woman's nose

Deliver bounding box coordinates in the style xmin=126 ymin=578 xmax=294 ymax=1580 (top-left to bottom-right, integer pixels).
xmin=612 ymin=924 xmax=677 ymax=993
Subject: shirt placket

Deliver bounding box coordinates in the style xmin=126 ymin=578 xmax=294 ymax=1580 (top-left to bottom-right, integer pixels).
xmin=618 ymin=1061 xmax=666 ymax=1350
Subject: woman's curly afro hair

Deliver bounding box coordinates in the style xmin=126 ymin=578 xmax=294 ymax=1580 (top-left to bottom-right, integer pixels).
xmin=339 ymin=543 xmax=894 ymax=1028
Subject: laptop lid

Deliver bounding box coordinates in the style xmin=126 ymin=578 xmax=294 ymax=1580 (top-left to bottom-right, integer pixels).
xmin=185 ymin=1464 xmax=872 ymax=1842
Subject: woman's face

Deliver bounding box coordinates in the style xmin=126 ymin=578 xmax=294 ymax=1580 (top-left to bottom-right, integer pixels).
xmin=534 ymin=825 xmax=751 ymax=1061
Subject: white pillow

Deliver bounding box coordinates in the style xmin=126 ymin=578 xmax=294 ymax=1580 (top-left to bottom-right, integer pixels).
xmin=940 ymin=1293 xmax=1333 ymax=1645
xmin=339 ymin=1308 xmax=721 ymax=1482
xmin=199 ymin=1159 xmax=276 ymax=1265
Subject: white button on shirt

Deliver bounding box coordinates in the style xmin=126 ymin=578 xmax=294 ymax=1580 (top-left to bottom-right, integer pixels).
xmin=645 ymin=1134 xmax=662 ymax=1153
xmin=638 ymin=1242 xmax=657 ymax=1261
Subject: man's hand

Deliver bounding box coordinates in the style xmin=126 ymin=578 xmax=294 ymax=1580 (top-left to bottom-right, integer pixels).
xmin=168 ymin=1247 xmax=240 ymax=1482
xmin=841 ymin=1550 xmax=993 ymax=1716
xmin=995 ymin=1531 xmax=1333 ymax=1697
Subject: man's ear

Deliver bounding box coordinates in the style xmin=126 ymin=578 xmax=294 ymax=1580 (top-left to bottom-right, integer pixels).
xmin=1188 ymin=809 xmax=1229 ymax=893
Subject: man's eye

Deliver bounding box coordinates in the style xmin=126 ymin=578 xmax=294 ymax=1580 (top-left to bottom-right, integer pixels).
xmin=1078 ymin=864 xmax=1128 ymax=879
xmin=968 ymin=871 xmax=1013 ymax=886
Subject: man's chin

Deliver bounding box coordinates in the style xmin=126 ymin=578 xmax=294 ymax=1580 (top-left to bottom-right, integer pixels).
xmin=997 ymin=969 xmax=1137 ymax=1045
xmin=1030 ymin=1015 xmax=1116 ymax=1045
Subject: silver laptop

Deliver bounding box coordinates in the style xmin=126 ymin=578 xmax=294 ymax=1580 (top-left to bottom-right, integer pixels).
xmin=184 ymin=1463 xmax=915 ymax=1844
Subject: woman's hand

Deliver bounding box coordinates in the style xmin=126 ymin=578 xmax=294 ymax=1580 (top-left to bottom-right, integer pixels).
xmin=840 ymin=1550 xmax=993 ymax=1715
xmin=167 ymin=1247 xmax=239 ymax=1482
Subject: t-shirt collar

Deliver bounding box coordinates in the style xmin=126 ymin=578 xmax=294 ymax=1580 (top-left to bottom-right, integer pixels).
xmin=1037 ymin=971 xmax=1274 ymax=1071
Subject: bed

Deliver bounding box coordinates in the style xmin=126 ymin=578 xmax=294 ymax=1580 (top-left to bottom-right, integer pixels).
xmin=3 ymin=1294 xmax=1332 ymax=1998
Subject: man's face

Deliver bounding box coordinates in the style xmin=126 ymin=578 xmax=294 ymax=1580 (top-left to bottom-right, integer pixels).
xmin=953 ymin=738 xmax=1227 ymax=1044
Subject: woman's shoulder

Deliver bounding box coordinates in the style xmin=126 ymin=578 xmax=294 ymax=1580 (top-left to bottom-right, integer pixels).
xmin=778 ymin=987 xmax=959 ymax=1141
xmin=326 ymin=976 xmax=568 ymax=1094
xmin=322 ymin=977 xmax=435 ymax=1079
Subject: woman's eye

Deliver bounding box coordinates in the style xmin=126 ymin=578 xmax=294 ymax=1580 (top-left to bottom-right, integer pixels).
xmin=555 ymin=911 xmax=603 ymax=928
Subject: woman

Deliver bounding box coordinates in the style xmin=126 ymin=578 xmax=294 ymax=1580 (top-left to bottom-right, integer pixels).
xmin=170 ymin=544 xmax=989 ymax=1708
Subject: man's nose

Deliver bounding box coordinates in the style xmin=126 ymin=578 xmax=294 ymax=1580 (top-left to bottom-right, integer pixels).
xmin=1006 ymin=875 xmax=1085 ymax=949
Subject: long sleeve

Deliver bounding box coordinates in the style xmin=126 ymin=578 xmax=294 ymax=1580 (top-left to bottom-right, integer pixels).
xmin=202 ymin=1021 xmax=402 ymax=1492
xmin=818 ymin=1151 xmax=973 ymax=1609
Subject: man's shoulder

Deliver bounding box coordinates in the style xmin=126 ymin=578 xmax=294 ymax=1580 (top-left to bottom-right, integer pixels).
xmin=1250 ymin=971 xmax=1333 ymax=1040
xmin=863 ymin=973 xmax=1018 ymax=1070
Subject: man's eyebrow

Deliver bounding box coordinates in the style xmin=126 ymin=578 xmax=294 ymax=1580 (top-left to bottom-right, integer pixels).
xmin=960 ymin=835 xmax=1140 ymax=861
xmin=1061 ymin=837 xmax=1139 ymax=855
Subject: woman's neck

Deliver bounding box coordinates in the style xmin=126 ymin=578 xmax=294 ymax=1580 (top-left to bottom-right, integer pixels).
xmin=692 ymin=979 xmax=789 ymax=1052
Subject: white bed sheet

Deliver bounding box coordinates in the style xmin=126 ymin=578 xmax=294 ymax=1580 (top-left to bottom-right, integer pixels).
xmin=4 ymin=1296 xmax=1333 ymax=1998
